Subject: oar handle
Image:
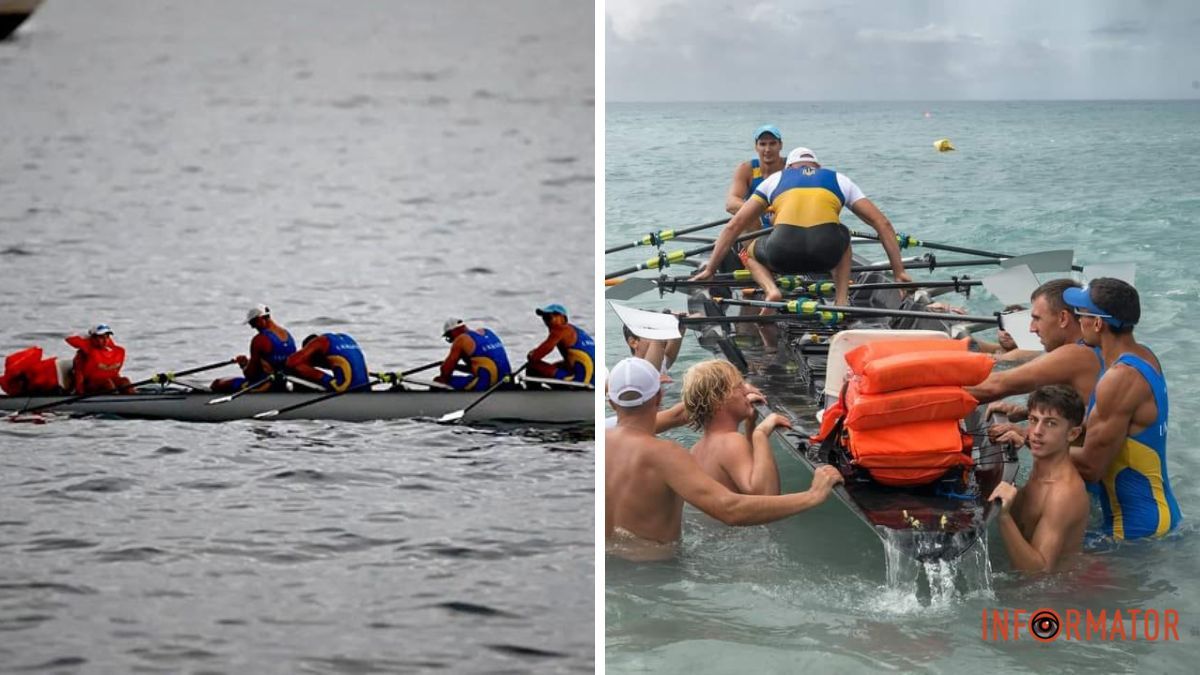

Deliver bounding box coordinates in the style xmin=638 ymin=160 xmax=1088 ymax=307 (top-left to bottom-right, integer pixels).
xmin=604 ymin=217 xmax=732 ymax=254
xmin=605 ymin=228 xmax=769 ymax=280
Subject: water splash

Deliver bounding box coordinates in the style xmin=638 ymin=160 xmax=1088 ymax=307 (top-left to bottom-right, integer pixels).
xmin=878 ymin=528 xmax=995 ymax=610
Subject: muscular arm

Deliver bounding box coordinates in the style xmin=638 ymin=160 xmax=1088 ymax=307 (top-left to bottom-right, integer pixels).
xmin=656 ymin=441 xmax=833 ymax=526
xmin=731 ymin=426 xmax=781 ymax=495
xmin=244 ymin=334 xmax=273 ymax=380
xmin=439 ymin=335 xmax=474 ymax=380
xmin=725 ymin=162 xmax=752 ymax=215
xmin=847 ymin=198 xmax=908 ymax=279
xmin=699 ymin=198 xmax=764 ymax=277
xmin=286 ymin=339 xmax=332 ymax=385
xmin=998 ymin=489 xmax=1088 ymax=573
xmin=1071 ymin=367 xmax=1145 ymax=482
xmin=966 ymin=347 xmax=1082 ymax=404
xmin=528 ymin=325 xmax=566 ymax=362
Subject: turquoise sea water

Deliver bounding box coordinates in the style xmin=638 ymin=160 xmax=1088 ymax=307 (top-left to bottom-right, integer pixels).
xmin=605 ymin=101 xmax=1199 ymax=672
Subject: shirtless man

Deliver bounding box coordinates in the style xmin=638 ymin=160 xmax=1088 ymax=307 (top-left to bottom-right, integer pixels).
xmin=1065 ymin=278 xmax=1181 ymax=540
xmin=683 ymin=360 xmax=783 ymax=495
xmin=605 ymin=357 xmax=842 ymax=558
xmin=967 ymin=279 xmax=1104 ymax=421
xmin=988 ymin=385 xmax=1090 ymax=573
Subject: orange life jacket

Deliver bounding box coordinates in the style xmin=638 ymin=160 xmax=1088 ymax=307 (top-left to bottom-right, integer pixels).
xmin=0 ymin=347 xmax=64 ymax=395
xmin=846 ymin=419 xmax=974 ymax=486
xmin=65 ymin=335 xmax=126 ymax=392
xmin=853 ymin=350 xmax=993 ymax=394
xmin=844 ymin=337 xmax=969 ymax=374
xmin=843 ymin=381 xmax=979 ymax=432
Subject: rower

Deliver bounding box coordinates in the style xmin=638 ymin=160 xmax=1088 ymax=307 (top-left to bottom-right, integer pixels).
xmin=65 ymin=324 xmax=133 ymax=395
xmin=526 ymin=303 xmax=595 ymax=385
xmin=210 ymin=305 xmax=296 ymax=393
xmin=436 ymin=318 xmax=513 ymax=391
xmin=968 ymin=280 xmax=1104 ymax=420
xmin=693 ymin=147 xmax=912 ymax=308
xmin=726 ymin=124 xmax=784 ymax=229
xmin=683 ymin=360 xmax=782 ymax=496
xmin=605 ymin=357 xmax=843 ymax=560
xmin=1065 ymin=278 xmax=1182 ymax=540
xmin=988 ymin=385 xmax=1091 ymax=573
xmin=285 ymin=333 xmax=370 ymax=392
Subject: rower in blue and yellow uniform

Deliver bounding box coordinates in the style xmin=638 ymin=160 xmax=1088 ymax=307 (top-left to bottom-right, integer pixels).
xmin=286 ymin=333 xmax=370 ymax=392
xmin=211 ymin=305 xmax=297 ymax=393
xmin=437 ymin=319 xmax=513 ymax=391
xmin=526 ymin=304 xmax=594 ymax=385
xmin=726 ymin=124 xmax=784 ymax=230
xmin=1065 ymin=279 xmax=1182 ymax=540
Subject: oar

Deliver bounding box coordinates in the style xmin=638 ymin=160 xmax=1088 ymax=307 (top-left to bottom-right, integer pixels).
xmin=660 ymin=276 xmax=984 ymax=294
xmin=21 ymin=358 xmax=237 ymax=414
xmin=850 ymin=251 xmax=1078 ymax=274
xmin=605 ymin=276 xmax=660 ymax=300
xmin=604 ymin=217 xmax=730 ymax=254
xmin=252 ymin=361 xmax=442 ymax=419
xmin=438 ymin=363 xmax=528 ymax=423
xmin=206 ymin=373 xmax=276 ymax=405
xmin=848 ymin=229 xmax=1017 ymax=259
xmin=712 ymin=297 xmax=1002 ymax=326
xmin=605 ymin=228 xmax=770 ymax=280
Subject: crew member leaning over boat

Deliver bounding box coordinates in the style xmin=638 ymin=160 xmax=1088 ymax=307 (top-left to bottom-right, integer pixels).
xmin=67 ymin=323 xmax=133 ymax=395
xmin=286 ymin=333 xmax=370 ymax=392
xmin=726 ymin=124 xmax=785 ymax=229
xmin=436 ymin=318 xmax=513 ymax=391
xmin=692 ymin=147 xmax=912 ymax=307
xmin=1064 ymin=279 xmax=1182 ymax=541
xmin=210 ymin=304 xmax=296 ymax=393
xmin=526 ymin=303 xmax=595 ymax=385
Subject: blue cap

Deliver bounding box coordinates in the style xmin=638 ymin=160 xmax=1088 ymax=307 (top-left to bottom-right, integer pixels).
xmin=88 ymin=323 xmax=113 ymax=336
xmin=754 ymin=125 xmax=782 ymax=141
xmin=536 ymin=303 xmax=568 ymax=318
xmin=1063 ymin=286 xmax=1126 ymax=329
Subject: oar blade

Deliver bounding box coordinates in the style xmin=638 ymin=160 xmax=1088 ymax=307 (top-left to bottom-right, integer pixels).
xmin=1000 ymin=309 xmax=1044 ymax=351
xmin=438 ymin=409 xmax=465 ymax=423
xmin=608 ymin=301 xmax=682 ymax=340
xmin=604 ymin=276 xmax=657 ymax=301
xmin=206 ymin=395 xmax=234 ymax=405
xmin=999 ymin=249 xmax=1074 ymax=274
xmin=982 ymin=265 xmax=1040 ymax=305
xmin=253 ymin=410 xmax=280 ymax=419
xmin=1082 ymin=262 xmax=1136 ymax=286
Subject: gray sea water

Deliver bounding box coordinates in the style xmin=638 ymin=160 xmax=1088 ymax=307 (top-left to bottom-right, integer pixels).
xmin=1 ymin=0 xmax=594 ymax=672
xmin=605 ymin=101 xmax=1199 ymax=672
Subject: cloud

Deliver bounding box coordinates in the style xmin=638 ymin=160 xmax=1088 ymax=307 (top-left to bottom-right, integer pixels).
xmin=1090 ymin=19 xmax=1147 ymax=36
xmin=856 ymin=23 xmax=989 ymax=46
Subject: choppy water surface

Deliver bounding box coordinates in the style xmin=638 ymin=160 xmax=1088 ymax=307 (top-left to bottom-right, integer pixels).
xmin=1 ymin=0 xmax=594 ymax=671
xmin=605 ymin=101 xmax=1198 ymax=672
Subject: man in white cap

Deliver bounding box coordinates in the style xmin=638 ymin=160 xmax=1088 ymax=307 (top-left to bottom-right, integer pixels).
xmin=435 ymin=318 xmax=513 ymax=391
xmin=693 ymin=147 xmax=911 ymax=309
xmin=606 ymin=357 xmax=843 ymax=558
xmin=64 ymin=323 xmax=133 ymax=395
xmin=210 ymin=305 xmax=297 ymax=393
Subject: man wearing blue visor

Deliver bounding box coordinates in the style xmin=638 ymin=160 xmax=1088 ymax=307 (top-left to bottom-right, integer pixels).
xmin=527 ymin=304 xmax=595 ymax=385
xmin=726 ymin=124 xmax=784 ymax=228
xmin=1064 ymin=278 xmax=1182 ymax=540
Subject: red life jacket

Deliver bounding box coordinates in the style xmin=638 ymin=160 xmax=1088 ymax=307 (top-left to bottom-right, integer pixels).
xmin=1 ymin=347 xmax=65 ymax=395
xmin=66 ymin=335 xmax=126 ymax=392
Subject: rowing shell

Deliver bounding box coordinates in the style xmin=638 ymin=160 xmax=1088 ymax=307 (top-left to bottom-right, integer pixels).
xmin=0 ymin=388 xmax=593 ymax=424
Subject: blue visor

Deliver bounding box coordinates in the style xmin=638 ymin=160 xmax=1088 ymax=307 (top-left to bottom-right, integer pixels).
xmin=536 ymin=303 xmax=568 ymax=318
xmin=753 ymin=125 xmax=782 ymax=141
xmin=1063 ymin=287 xmax=1125 ymax=329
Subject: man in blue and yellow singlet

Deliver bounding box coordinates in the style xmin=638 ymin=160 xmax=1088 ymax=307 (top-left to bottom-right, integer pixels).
xmin=1065 ymin=278 xmax=1182 ymax=540
xmin=286 ymin=333 xmax=370 ymax=392
xmin=526 ymin=304 xmax=595 ymax=385
xmin=436 ymin=318 xmax=513 ymax=391
xmin=726 ymin=125 xmax=784 ymax=230
xmin=211 ymin=305 xmax=297 ymax=393
xmin=694 ymin=147 xmax=912 ymax=308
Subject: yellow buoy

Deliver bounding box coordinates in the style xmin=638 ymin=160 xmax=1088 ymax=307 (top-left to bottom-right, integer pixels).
xmin=934 ymin=138 xmax=956 ymax=152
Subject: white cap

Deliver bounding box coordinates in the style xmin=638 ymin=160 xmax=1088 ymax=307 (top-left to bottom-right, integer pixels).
xmin=786 ymin=147 xmax=819 ymax=166
xmin=88 ymin=323 xmax=114 ymax=336
xmin=246 ymin=304 xmax=270 ymax=323
xmin=607 ymin=357 xmax=661 ymax=408
xmin=442 ymin=318 xmax=465 ymax=335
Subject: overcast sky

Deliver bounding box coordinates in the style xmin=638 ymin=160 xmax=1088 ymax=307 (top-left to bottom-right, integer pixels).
xmin=606 ymin=0 xmax=1200 ymax=100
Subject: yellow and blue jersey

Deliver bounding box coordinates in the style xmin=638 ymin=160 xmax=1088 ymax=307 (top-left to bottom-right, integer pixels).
xmin=1092 ymin=353 xmax=1182 ymax=540
xmin=557 ymin=324 xmax=595 ymax=385
xmin=747 ymin=158 xmax=771 ymax=229
xmin=322 ymin=333 xmax=369 ymax=391
xmin=751 ymin=166 xmax=854 ymax=228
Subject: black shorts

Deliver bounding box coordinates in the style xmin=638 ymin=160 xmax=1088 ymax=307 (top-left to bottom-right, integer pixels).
xmin=748 ymin=223 xmax=850 ymax=274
